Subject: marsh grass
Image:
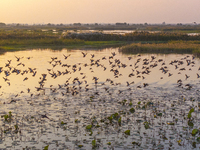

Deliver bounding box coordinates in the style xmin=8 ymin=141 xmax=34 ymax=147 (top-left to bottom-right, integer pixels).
xmin=63 ymin=31 xmax=200 ymax=41
xmin=120 ymin=40 xmax=200 ymax=56
xmin=1 ymin=29 xmax=200 ymax=54
xmin=0 ymin=38 xmax=127 ymax=51
xmin=0 ymin=29 xmax=58 ymax=39
xmin=0 ymin=29 xmax=126 ymax=50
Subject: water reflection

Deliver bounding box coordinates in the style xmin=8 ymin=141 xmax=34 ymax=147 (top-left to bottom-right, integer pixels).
xmin=0 ymin=48 xmax=200 ymax=149
xmin=0 ymin=48 xmax=199 ymax=97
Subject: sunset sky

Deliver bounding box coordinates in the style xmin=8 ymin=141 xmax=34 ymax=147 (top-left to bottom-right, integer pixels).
xmin=1 ymin=0 xmax=200 ymax=24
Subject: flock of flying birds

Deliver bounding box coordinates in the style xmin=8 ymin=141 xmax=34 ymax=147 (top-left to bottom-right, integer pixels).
xmin=0 ymin=52 xmax=200 ymax=101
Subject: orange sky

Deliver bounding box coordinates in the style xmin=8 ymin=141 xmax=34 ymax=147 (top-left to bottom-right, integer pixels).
xmin=0 ymin=0 xmax=200 ymax=24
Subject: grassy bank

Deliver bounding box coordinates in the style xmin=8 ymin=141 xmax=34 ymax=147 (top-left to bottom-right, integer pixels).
xmin=119 ymin=40 xmax=200 ymax=56
xmin=0 ymin=38 xmax=127 ymax=51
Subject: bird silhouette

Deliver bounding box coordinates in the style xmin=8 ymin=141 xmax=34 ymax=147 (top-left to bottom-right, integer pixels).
xmin=81 ymin=52 xmax=87 ymax=57
xmin=197 ymin=73 xmax=200 ymax=78
xmin=185 ymin=74 xmax=190 ymax=80
xmin=63 ymin=54 xmax=71 ymax=59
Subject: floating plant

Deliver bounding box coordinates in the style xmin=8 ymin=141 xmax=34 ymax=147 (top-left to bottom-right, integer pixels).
xmin=107 ymin=142 xmax=111 ymax=145
xmin=192 ymin=129 xmax=198 ymax=136
xmin=197 ymin=137 xmax=200 ymax=142
xmin=144 ymin=121 xmax=150 ymax=129
xmin=61 ymin=121 xmax=66 ymax=125
xmin=1 ymin=111 xmax=12 ymax=122
xmin=78 ymin=145 xmax=83 ymax=148
xmin=188 ymin=107 xmax=194 ymax=119
xmin=86 ymin=125 xmax=92 ymax=130
xmin=124 ymin=130 xmax=130 ymax=135
xmin=129 ymin=108 xmax=135 ymax=113
xmin=43 ymin=145 xmax=49 ymax=150
xmin=92 ymin=139 xmax=96 ymax=148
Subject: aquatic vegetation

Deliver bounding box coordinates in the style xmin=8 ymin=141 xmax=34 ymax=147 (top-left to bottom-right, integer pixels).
xmin=188 ymin=107 xmax=194 ymax=119
xmin=192 ymin=142 xmax=197 ymax=148
xmin=61 ymin=121 xmax=66 ymax=125
xmin=43 ymin=145 xmax=49 ymax=150
xmin=188 ymin=121 xmax=194 ymax=127
xmin=129 ymin=108 xmax=135 ymax=113
xmin=192 ymin=129 xmax=198 ymax=136
xmin=157 ymin=113 xmax=162 ymax=117
xmin=112 ymin=113 xmax=119 ymax=119
xmin=78 ymin=145 xmax=83 ymax=148
xmin=1 ymin=111 xmax=12 ymax=122
xmin=118 ymin=117 xmax=121 ymax=126
xmin=197 ymin=137 xmax=200 ymax=142
xmin=89 ymin=130 xmax=93 ymax=136
xmin=0 ymin=49 xmax=200 ymax=149
xmin=86 ymin=125 xmax=92 ymax=130
xmin=144 ymin=121 xmax=150 ymax=129
xmin=107 ymin=142 xmax=111 ymax=145
xmin=14 ymin=124 xmax=18 ymax=130
xmin=124 ymin=130 xmax=130 ymax=135
xmin=96 ymin=124 xmax=100 ymax=128
xmin=132 ymin=141 xmax=141 ymax=146
xmin=119 ymin=99 xmax=127 ymax=105
xmin=75 ymin=119 xmax=79 ymax=123
xmin=92 ymin=139 xmax=96 ymax=148
xmin=177 ymin=140 xmax=182 ymax=146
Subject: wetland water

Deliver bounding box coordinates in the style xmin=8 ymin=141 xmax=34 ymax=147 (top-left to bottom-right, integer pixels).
xmin=0 ymin=48 xmax=200 ymax=149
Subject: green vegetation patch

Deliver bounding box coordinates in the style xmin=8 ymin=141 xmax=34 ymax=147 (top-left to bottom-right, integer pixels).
xmin=192 ymin=129 xmax=198 ymax=136
xmin=120 ymin=40 xmax=200 ymax=56
xmin=0 ymin=39 xmax=127 ymax=51
xmin=86 ymin=125 xmax=92 ymax=130
xmin=124 ymin=130 xmax=130 ymax=135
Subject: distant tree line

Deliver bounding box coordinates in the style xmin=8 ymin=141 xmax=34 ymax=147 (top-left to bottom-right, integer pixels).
xmin=0 ymin=22 xmax=6 ymax=26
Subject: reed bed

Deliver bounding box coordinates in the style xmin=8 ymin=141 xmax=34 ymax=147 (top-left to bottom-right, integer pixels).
xmin=63 ymin=31 xmax=200 ymax=41
xmin=0 ymin=29 xmax=59 ymax=39
xmin=119 ymin=40 xmax=200 ymax=56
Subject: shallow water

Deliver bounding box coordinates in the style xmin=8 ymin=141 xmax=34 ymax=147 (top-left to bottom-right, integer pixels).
xmin=63 ymin=30 xmax=200 ymax=36
xmin=0 ymin=48 xmax=200 ymax=149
